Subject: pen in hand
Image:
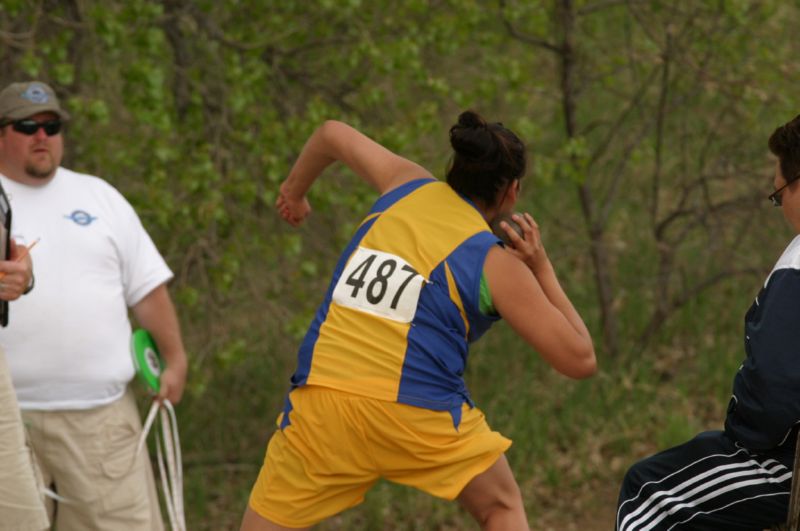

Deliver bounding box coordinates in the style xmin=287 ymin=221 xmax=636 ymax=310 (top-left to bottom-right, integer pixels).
xmin=0 ymin=238 xmax=40 ymax=281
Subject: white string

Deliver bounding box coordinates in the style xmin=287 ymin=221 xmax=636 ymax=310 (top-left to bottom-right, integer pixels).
xmin=136 ymin=400 xmax=161 ymax=457
xmin=156 ymin=421 xmax=177 ymax=530
xmin=164 ymin=400 xmax=185 ymax=527
xmin=41 ymin=487 xmax=69 ymax=504
xmin=139 ymin=399 xmax=186 ymax=531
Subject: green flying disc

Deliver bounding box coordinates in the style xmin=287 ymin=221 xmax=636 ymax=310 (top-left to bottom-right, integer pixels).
xmin=131 ymin=329 xmax=163 ymax=393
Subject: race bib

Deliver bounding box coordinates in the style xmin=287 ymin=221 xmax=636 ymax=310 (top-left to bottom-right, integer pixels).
xmin=332 ymin=246 xmax=426 ymax=323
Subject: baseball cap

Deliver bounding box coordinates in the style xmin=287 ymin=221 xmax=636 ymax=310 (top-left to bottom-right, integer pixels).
xmin=0 ymin=81 xmax=70 ymax=123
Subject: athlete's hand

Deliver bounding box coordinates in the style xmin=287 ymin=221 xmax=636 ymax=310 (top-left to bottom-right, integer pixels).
xmin=501 ymin=213 xmax=549 ymax=275
xmin=277 ymin=180 xmax=311 ymax=227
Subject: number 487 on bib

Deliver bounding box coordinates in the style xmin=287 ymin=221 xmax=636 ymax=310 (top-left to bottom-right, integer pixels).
xmin=332 ymin=247 xmax=427 ymax=323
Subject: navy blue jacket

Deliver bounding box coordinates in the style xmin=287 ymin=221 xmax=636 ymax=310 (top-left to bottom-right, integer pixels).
xmin=725 ymin=236 xmax=800 ymax=451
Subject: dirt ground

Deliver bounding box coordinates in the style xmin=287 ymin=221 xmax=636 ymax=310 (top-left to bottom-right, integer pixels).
xmin=534 ymin=478 xmax=620 ymax=531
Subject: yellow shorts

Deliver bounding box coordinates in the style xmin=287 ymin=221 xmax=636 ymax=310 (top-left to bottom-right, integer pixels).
xmin=248 ymin=386 xmax=512 ymax=528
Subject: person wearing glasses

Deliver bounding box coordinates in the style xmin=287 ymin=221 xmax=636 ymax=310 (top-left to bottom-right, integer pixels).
xmin=0 ymin=81 xmax=188 ymax=531
xmin=616 ymin=114 xmax=800 ymax=530
xmin=240 ymin=111 xmax=596 ymax=531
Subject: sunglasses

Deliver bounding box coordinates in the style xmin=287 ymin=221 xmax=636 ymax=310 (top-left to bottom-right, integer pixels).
xmin=2 ymin=119 xmax=62 ymax=136
xmin=769 ymin=179 xmax=796 ymax=207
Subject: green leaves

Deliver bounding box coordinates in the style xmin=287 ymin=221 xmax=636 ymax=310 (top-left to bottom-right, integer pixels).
xmin=3 ymin=1 xmax=799 ymax=527
xmin=2 ymin=0 xmax=792 ymax=355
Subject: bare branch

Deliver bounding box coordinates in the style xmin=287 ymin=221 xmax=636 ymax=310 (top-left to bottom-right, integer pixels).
xmin=650 ymin=31 xmax=672 ymax=226
xmin=672 ymin=268 xmax=762 ymax=310
xmin=578 ymin=0 xmax=646 ymax=16
xmin=46 ymin=14 xmax=89 ymax=30
xmin=656 ymin=193 xmax=761 ymax=245
xmin=0 ymin=33 xmax=31 ymax=51
xmin=0 ymin=29 xmax=34 ymax=39
xmin=498 ymin=0 xmax=561 ymax=54
xmin=637 ymin=266 xmax=761 ymax=348
xmin=586 ymin=63 xmax=660 ymax=167
xmin=597 ymin=119 xmax=651 ymax=226
xmin=191 ymin=5 xmax=358 ymax=62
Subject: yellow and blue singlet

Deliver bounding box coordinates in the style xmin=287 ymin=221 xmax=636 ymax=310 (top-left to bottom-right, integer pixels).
xmin=285 ymin=178 xmax=503 ymax=428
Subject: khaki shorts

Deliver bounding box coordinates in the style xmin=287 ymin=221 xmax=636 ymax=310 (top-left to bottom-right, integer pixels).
xmin=0 ymin=349 xmax=48 ymax=531
xmin=22 ymin=388 xmax=164 ymax=531
xmin=248 ymin=385 xmax=511 ymax=528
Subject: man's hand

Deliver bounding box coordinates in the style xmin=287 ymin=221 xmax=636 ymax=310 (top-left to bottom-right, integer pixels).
xmin=132 ymin=284 xmax=188 ymax=405
xmin=157 ymin=362 xmax=187 ymax=405
xmin=0 ymin=239 xmax=33 ymax=301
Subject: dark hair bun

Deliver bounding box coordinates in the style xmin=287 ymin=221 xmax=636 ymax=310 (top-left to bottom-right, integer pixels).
xmin=450 ymin=110 xmax=494 ymax=159
xmin=446 ymin=109 xmax=526 ymax=208
xmin=456 ymin=110 xmax=486 ymax=129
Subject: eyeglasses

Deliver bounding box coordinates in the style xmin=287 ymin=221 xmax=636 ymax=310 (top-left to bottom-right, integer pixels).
xmin=768 ymin=179 xmax=796 ymax=207
xmin=1 ymin=119 xmax=62 ymax=136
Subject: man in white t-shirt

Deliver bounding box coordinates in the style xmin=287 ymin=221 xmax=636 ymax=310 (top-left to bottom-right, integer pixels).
xmin=0 ymin=81 xmax=187 ymax=531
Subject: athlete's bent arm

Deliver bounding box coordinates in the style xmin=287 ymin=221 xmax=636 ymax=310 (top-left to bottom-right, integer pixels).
xmin=488 ymin=211 xmax=595 ymax=378
xmin=277 ymin=120 xmax=433 ymax=226
xmin=486 ymin=248 xmax=596 ymax=379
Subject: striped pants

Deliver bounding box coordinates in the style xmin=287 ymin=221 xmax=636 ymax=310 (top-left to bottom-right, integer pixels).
xmin=616 ymin=431 xmax=793 ymax=530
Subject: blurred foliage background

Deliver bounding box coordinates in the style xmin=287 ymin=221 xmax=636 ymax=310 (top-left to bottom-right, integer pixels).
xmin=2 ymin=0 xmax=799 ymax=529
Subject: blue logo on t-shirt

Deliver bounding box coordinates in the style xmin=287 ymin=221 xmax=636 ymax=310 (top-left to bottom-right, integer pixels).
xmin=64 ymin=210 xmax=97 ymax=226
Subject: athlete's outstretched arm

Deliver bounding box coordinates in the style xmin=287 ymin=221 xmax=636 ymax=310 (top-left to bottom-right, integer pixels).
xmin=486 ymin=214 xmax=596 ymax=379
xmin=277 ymin=120 xmax=434 ymax=226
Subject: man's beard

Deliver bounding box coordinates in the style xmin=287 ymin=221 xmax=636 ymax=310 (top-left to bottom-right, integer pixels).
xmin=25 ymin=157 xmax=56 ymax=180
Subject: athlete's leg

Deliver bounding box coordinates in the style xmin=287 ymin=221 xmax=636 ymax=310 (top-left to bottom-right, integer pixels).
xmin=616 ymin=430 xmax=791 ymax=531
xmin=239 ymin=506 xmax=311 ymax=531
xmin=245 ymin=388 xmax=379 ymax=528
xmin=457 ymin=454 xmax=529 ymax=531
